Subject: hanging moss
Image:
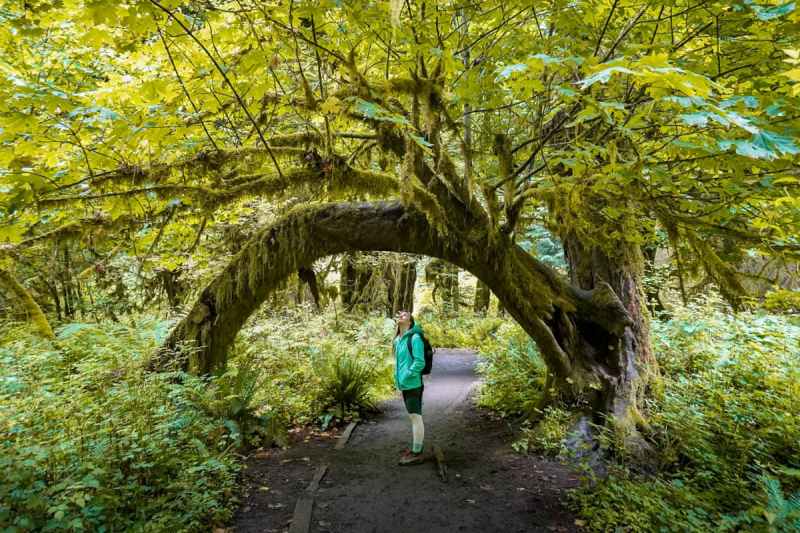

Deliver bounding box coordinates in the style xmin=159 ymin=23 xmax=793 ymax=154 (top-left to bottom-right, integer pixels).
xmin=686 ymin=233 xmax=748 ymax=308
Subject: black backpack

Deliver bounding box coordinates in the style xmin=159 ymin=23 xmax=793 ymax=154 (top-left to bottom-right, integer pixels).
xmin=407 ymin=332 xmax=435 ymax=375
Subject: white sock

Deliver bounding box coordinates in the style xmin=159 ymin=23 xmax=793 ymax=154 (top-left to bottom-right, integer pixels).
xmin=410 ymin=413 xmax=424 ymax=453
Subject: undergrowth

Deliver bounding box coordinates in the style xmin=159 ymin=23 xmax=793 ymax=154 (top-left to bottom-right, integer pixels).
xmin=472 ymin=320 xmax=547 ymax=417
xmin=0 ymin=308 xmax=397 ymax=532
xmin=233 ymin=307 xmax=396 ymax=430
xmin=6 ymin=295 xmax=796 ymax=532
xmin=0 ymin=319 xmax=240 ymax=532
xmin=570 ymin=297 xmax=800 ymax=532
xmin=418 ymin=311 xmax=505 ymax=351
xmin=471 ymin=294 xmax=800 ymax=531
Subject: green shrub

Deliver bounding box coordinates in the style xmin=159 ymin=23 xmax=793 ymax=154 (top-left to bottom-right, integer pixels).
xmin=0 ymin=308 xmax=402 ymax=531
xmin=721 ymin=476 xmax=800 ymax=532
xmin=511 ymin=407 xmax=572 ymax=456
xmin=195 ymin=355 xmax=286 ymax=448
xmin=418 ymin=312 xmax=505 ymax=350
xmin=763 ymin=288 xmax=800 ymax=314
xmin=473 ymin=321 xmax=547 ymax=416
xmin=0 ymin=319 xmax=240 ymax=532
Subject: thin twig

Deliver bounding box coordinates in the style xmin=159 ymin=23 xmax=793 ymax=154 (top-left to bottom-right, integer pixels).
xmin=158 ymin=27 xmax=220 ymax=151
xmin=594 ymin=0 xmax=620 ymax=56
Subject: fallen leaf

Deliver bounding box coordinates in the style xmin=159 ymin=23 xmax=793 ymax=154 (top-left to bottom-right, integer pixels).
xmin=465 ymin=499 xmax=476 ymax=504
xmin=259 ymin=486 xmax=270 ymax=492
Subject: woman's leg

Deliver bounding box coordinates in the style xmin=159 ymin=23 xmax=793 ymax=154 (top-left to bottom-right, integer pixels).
xmin=402 ymin=386 xmax=424 ymax=454
xmin=410 ymin=413 xmax=424 ymax=453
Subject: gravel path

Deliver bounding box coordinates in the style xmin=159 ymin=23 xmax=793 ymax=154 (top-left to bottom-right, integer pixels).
xmin=234 ymin=350 xmax=580 ymax=533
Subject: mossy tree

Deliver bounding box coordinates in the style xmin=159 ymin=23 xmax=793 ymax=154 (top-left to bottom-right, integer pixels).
xmin=1 ymin=0 xmax=798 ymax=442
xmin=383 ymin=257 xmax=417 ymax=317
xmin=474 ymin=280 xmax=491 ymax=315
xmin=425 ymin=258 xmax=461 ymax=313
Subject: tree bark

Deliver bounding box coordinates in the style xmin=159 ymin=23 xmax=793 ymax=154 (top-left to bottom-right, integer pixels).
xmin=339 ymin=253 xmax=377 ymax=311
xmin=556 ymin=232 xmax=658 ymax=443
xmin=339 ymin=253 xmax=357 ymax=309
xmin=442 ymin=263 xmax=460 ymax=314
xmin=156 ymin=201 xmax=640 ymax=431
xmin=156 ymin=268 xmax=185 ymax=310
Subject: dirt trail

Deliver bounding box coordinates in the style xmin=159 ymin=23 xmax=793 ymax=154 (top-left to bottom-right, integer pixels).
xmin=234 ymin=350 xmax=580 ymax=533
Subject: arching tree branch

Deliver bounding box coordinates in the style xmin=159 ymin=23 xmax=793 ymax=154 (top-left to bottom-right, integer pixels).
xmin=155 ymin=200 xmax=631 ymax=378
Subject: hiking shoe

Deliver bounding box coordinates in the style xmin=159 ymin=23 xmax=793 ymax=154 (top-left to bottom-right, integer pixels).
xmin=398 ymin=449 xmax=425 ymax=465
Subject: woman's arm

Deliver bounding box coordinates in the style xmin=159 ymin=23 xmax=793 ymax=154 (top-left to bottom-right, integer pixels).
xmin=409 ymin=334 xmax=426 ymax=374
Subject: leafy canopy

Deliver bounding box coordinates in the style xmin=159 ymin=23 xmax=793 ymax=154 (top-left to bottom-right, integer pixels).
xmin=0 ymin=0 xmax=798 ymax=292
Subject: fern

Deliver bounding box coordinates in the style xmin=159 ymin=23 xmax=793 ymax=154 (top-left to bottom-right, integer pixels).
xmin=763 ymin=476 xmax=800 ymax=530
xmin=316 ymin=352 xmax=379 ymax=418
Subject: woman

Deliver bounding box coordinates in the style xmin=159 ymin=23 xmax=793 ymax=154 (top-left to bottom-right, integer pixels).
xmin=392 ymin=310 xmax=426 ymax=465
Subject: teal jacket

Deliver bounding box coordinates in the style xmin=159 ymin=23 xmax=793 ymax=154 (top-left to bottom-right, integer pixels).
xmin=393 ymin=323 xmax=425 ymax=390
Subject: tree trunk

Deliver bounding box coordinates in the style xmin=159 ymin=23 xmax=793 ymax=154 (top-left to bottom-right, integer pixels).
xmin=156 ymin=201 xmax=643 ymax=435
xmin=384 ymin=258 xmax=416 ymax=316
xmin=298 ymin=266 xmax=322 ymax=310
xmin=156 ymin=268 xmax=185 ymax=310
xmin=424 ymin=259 xmax=445 ymax=304
xmin=555 ymin=232 xmax=658 ymax=446
xmin=424 ymin=259 xmax=459 ymax=312
xmin=339 ymin=253 xmax=376 ymax=311
xmin=442 ymin=263 xmax=460 ymax=314
xmin=474 ymin=279 xmax=490 ymax=314
xmin=50 ymin=283 xmax=62 ymax=321
xmin=339 ymin=253 xmax=356 ymax=309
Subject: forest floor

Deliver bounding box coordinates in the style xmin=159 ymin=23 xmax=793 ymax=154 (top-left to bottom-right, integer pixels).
xmin=232 ymin=350 xmax=581 ymax=533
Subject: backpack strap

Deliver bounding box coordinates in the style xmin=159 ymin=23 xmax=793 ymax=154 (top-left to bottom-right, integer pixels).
xmin=406 ymin=333 xmax=420 ymax=359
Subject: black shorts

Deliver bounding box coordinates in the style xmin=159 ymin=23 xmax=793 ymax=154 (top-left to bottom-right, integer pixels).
xmin=402 ymin=385 xmax=424 ymax=415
